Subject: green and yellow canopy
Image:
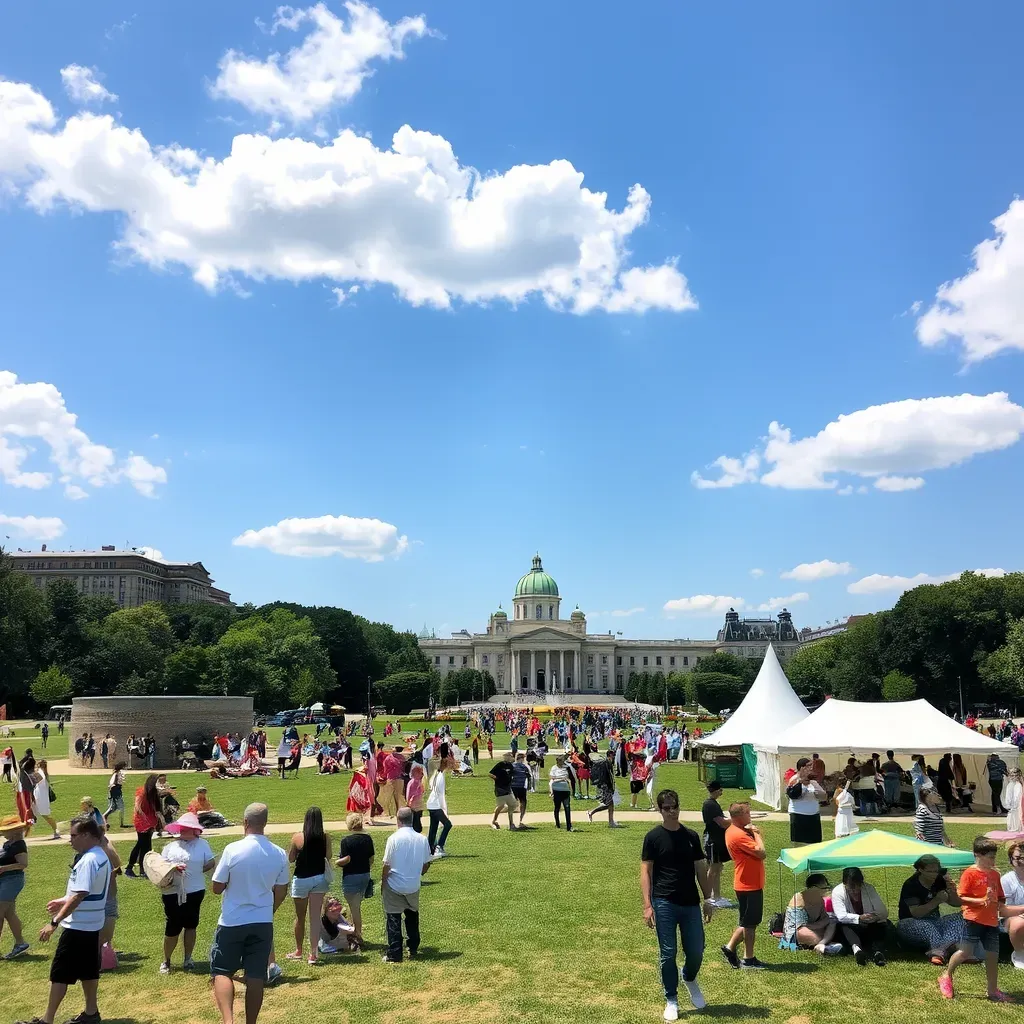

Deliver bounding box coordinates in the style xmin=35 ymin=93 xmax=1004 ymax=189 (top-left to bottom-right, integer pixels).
xmin=779 ymin=829 xmax=974 ymax=873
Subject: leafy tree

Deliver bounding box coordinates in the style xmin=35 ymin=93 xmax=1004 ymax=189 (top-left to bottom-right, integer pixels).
xmin=665 ymin=671 xmax=690 ymax=707
xmin=43 ymin=577 xmax=88 ymax=667
xmin=167 ymin=603 xmax=237 ymax=646
xmin=374 ymin=671 xmax=432 ymax=714
xmin=881 ymin=670 xmax=916 ymax=701
xmin=163 ymin=644 xmax=209 ymax=695
xmin=30 ymin=665 xmax=73 ymax=706
xmin=693 ymin=652 xmax=756 ymax=684
xmin=481 ymin=669 xmax=496 ymax=700
xmin=691 ymin=672 xmax=746 ymax=714
xmin=290 ymin=666 xmax=326 ymax=708
xmin=787 ymin=636 xmax=842 ymax=700
xmin=385 ymin=645 xmax=429 ymax=675
xmin=624 ymin=672 xmax=640 ymax=701
xmin=651 ymin=671 xmax=666 ymax=708
xmin=0 ymin=550 xmax=49 ymax=711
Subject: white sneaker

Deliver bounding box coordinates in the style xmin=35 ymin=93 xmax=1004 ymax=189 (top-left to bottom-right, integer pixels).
xmin=1012 ymin=950 xmax=1024 ymax=970
xmin=159 ymin=961 xmax=171 ymax=974
xmin=663 ymin=999 xmax=679 ymax=1021
xmin=683 ymin=978 xmax=706 ymax=1009
xmin=433 ymin=847 xmax=446 ymax=859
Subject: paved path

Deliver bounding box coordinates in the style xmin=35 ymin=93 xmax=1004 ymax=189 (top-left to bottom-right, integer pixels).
xmin=21 ymin=808 xmax=1009 ymax=847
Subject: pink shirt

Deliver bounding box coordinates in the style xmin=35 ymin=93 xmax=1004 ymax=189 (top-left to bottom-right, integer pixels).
xmin=382 ymin=753 xmax=405 ymax=781
xmin=406 ymin=774 xmax=424 ymax=810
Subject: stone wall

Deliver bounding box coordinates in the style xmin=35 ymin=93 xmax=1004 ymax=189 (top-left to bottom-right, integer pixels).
xmin=70 ymin=696 xmax=253 ymax=770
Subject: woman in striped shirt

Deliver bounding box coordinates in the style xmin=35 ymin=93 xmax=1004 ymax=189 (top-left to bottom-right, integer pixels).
xmin=914 ymin=784 xmax=951 ymax=846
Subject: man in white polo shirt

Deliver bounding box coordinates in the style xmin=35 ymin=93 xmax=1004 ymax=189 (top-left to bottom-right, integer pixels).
xmin=381 ymin=806 xmax=433 ymax=963
xmin=210 ymin=803 xmax=289 ymax=1024
xmin=16 ymin=815 xmax=110 ymax=1024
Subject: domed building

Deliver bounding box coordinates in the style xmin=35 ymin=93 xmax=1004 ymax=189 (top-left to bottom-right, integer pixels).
xmin=417 ymin=555 xmax=801 ymax=703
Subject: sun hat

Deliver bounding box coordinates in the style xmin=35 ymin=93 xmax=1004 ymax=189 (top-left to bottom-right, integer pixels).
xmin=0 ymin=814 xmax=25 ymax=834
xmin=165 ymin=812 xmax=204 ymax=835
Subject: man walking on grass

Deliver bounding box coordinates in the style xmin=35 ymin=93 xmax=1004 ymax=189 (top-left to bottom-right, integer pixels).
xmin=16 ymin=815 xmax=110 ymax=1024
xmin=210 ymin=803 xmax=290 ymax=1024
xmin=721 ymin=802 xmax=769 ymax=970
xmin=588 ymin=748 xmax=625 ymax=828
xmin=642 ymin=789 xmax=715 ymax=1021
xmin=490 ymin=753 xmax=517 ymax=830
xmin=381 ymin=807 xmax=432 ymax=963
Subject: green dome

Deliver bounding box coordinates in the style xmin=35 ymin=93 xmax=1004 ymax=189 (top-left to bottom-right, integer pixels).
xmin=515 ymin=554 xmax=559 ymax=597
xmin=570 ymin=604 xmax=585 ymax=620
xmin=493 ymin=605 xmax=507 ymax=618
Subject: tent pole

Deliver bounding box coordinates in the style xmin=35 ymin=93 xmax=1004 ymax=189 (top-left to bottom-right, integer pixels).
xmin=778 ymin=860 xmax=784 ymax=912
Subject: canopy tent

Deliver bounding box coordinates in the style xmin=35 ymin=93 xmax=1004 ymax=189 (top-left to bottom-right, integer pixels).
xmin=696 ymin=645 xmax=809 ymax=800
xmin=779 ymin=828 xmax=975 ymax=873
xmin=754 ymin=697 xmax=1019 ymax=810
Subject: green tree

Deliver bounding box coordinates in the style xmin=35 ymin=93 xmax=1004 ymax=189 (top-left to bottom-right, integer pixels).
xmin=624 ymin=672 xmax=640 ymax=701
xmin=374 ymin=671 xmax=432 ymax=714
xmin=691 ymin=672 xmax=746 ymax=714
xmin=43 ymin=577 xmax=88 ymax=667
xmin=881 ymin=670 xmax=917 ymax=701
xmin=0 ymin=550 xmax=49 ymax=711
xmin=693 ymin=652 xmax=755 ymax=684
xmin=290 ymin=666 xmax=326 ymax=708
xmin=30 ymin=664 xmax=73 ymax=706
xmin=166 ymin=603 xmax=237 ymax=646
xmin=786 ymin=636 xmax=842 ymax=700
xmin=163 ymin=644 xmax=210 ymax=695
xmin=665 ymin=671 xmax=690 ymax=707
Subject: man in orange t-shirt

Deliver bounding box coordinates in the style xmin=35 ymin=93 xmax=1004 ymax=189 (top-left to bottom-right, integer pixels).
xmin=722 ymin=802 xmax=768 ymax=970
xmin=938 ymin=836 xmax=1012 ymax=1002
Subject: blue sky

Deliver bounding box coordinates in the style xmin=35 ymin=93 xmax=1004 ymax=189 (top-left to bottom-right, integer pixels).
xmin=1 ymin=1 xmax=1023 ymax=639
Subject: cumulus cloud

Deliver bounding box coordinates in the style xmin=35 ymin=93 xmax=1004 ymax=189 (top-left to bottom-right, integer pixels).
xmin=781 ymin=559 xmax=852 ymax=581
xmin=233 ymin=513 xmax=409 ymax=560
xmin=212 ymin=2 xmax=429 ymax=125
xmin=691 ymin=393 xmax=1024 ymax=491
xmin=749 ymin=568 xmax=764 ymax=578
xmin=0 ymin=75 xmax=693 ymax=316
xmin=591 ymin=607 xmax=645 ymax=618
xmin=59 ymin=65 xmax=116 ymax=105
xmin=138 ymin=546 xmax=165 ymax=561
xmin=848 ymin=567 xmax=1007 ymax=595
xmin=0 ymin=513 xmax=66 ymax=541
xmin=916 ymin=198 xmax=1024 ymax=363
xmin=0 ymin=371 xmax=166 ymax=498
xmin=756 ymin=592 xmax=809 ymax=612
xmin=663 ymin=595 xmax=743 ymax=616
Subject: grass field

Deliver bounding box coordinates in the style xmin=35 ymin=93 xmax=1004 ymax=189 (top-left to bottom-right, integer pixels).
xmin=4 ymin=816 xmax=1022 ymax=1024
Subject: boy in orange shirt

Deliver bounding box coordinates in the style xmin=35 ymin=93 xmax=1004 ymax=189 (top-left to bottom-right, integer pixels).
xmin=938 ymin=836 xmax=1013 ymax=1002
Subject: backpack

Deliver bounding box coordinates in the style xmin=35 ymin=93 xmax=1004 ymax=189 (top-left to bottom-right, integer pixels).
xmin=142 ymin=850 xmax=179 ymax=889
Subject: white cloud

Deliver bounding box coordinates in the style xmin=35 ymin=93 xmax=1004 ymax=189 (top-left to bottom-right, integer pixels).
xmin=691 ymin=393 xmax=1024 ymax=491
xmin=138 ymin=546 xmax=165 ymax=561
xmin=749 ymin=568 xmax=764 ymax=578
xmin=591 ymin=607 xmax=645 ymax=618
xmin=837 ymin=485 xmax=854 ymax=496
xmin=59 ymin=65 xmax=116 ymax=106
xmin=212 ymin=2 xmax=429 ymax=125
xmin=916 ymin=198 xmax=1024 ymax=363
xmin=0 ymin=371 xmax=166 ymax=498
xmin=874 ymin=475 xmax=925 ymax=492
xmin=756 ymin=592 xmax=809 ymax=612
xmin=0 ymin=513 xmax=66 ymax=541
xmin=781 ymin=559 xmax=852 ymax=581
xmin=663 ymin=595 xmax=743 ymax=616
xmin=0 ymin=77 xmax=693 ymax=316
xmin=63 ymin=484 xmax=88 ymax=500
xmin=848 ymin=567 xmax=1008 ymax=595
xmin=233 ymin=513 xmax=409 ymax=560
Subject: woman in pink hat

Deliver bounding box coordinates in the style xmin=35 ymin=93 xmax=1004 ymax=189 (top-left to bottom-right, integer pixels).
xmin=158 ymin=812 xmax=215 ymax=974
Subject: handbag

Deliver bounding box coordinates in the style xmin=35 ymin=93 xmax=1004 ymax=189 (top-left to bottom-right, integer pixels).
xmin=48 ymin=785 xmax=56 ymax=802
xmin=364 ymin=877 xmax=375 ymax=899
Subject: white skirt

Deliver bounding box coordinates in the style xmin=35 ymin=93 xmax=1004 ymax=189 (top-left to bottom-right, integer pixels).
xmin=33 ymin=780 xmax=51 ymax=817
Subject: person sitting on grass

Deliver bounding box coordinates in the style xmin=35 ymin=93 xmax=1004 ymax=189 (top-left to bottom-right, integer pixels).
xmin=317 ymin=896 xmax=356 ymax=954
xmin=939 ymin=836 xmax=1016 ymax=1002
xmin=187 ymin=786 xmax=231 ymax=829
xmin=831 ymin=867 xmax=889 ymax=966
xmin=895 ymin=854 xmax=965 ymax=965
xmin=783 ymin=874 xmax=843 ymax=955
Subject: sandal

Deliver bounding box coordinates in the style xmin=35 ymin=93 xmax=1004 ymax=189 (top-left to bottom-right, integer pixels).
xmin=989 ymin=991 xmax=1015 ymax=1003
xmin=285 ymin=950 xmax=304 ymax=960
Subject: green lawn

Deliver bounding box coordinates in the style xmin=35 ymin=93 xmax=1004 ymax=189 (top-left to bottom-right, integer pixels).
xmin=0 ymin=722 xmax=69 ymax=761
xmin=4 ymin=818 xmax=1021 ymax=1024
xmin=42 ymin=761 xmax=749 ymax=826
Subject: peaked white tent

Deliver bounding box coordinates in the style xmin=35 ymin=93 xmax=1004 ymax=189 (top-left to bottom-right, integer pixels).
xmin=754 ymin=697 xmax=1019 ymax=810
xmin=699 ymin=644 xmax=808 ymax=749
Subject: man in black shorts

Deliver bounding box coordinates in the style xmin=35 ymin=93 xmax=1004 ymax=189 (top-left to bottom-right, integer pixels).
xmin=16 ymin=815 xmax=110 ymax=1024
xmin=701 ymin=781 xmax=735 ymax=909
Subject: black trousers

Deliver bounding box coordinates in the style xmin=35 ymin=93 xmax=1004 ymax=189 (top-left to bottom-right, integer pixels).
xmin=386 ymin=908 xmax=420 ymax=960
xmin=128 ymin=828 xmax=153 ymax=870
xmin=553 ymin=790 xmax=572 ymax=828
xmin=840 ymin=920 xmax=886 ymax=953
xmin=991 ymin=778 xmax=1003 ymax=814
xmin=411 ymin=810 xmax=423 ymax=833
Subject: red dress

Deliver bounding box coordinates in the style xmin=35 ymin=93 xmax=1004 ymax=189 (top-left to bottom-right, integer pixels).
xmin=347 ymin=771 xmax=372 ymax=814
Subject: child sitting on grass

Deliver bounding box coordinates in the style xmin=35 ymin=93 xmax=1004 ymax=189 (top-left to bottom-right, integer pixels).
xmin=319 ymin=897 xmax=357 ymax=954
xmin=938 ymin=836 xmax=1016 ymax=1002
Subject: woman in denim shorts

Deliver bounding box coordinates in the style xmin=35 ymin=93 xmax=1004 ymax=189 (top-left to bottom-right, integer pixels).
xmin=336 ymin=813 xmax=375 ymax=949
xmin=287 ymin=806 xmax=332 ymax=965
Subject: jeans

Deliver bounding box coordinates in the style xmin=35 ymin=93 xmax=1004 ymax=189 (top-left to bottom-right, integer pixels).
xmin=991 ymin=778 xmax=1003 ymax=814
xmin=883 ymin=776 xmax=900 ymax=807
xmin=552 ymin=790 xmax=572 ymax=829
xmin=653 ymin=899 xmax=704 ymax=998
xmin=127 ymin=828 xmax=153 ymax=871
xmin=428 ymin=809 xmax=452 ymax=852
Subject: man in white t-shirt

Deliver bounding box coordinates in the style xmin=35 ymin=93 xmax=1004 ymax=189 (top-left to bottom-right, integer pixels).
xmin=15 ymin=815 xmax=110 ymax=1024
xmin=210 ymin=803 xmax=289 ymax=1024
xmin=381 ymin=806 xmax=432 ymax=963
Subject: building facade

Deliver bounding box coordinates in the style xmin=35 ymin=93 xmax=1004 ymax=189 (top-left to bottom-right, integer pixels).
xmin=418 ymin=555 xmax=800 ymax=698
xmin=9 ymin=546 xmax=232 ymax=608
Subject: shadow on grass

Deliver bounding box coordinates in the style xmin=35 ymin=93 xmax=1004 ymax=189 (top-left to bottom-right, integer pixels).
xmin=692 ymin=1005 xmax=770 ymax=1019
xmin=759 ymin=962 xmax=818 ymax=973
xmin=412 ymin=947 xmax=462 ymax=962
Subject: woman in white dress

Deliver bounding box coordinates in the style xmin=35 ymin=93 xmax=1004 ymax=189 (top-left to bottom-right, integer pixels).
xmin=834 ymin=779 xmax=858 ymax=838
xmin=1003 ymin=768 xmax=1024 ymax=833
xmin=31 ymin=759 xmax=59 ymax=839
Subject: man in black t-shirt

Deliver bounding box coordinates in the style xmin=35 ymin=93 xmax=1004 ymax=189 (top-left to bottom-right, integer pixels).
xmin=641 ymin=788 xmax=713 ymax=1019
xmin=489 ymin=754 xmax=516 ymax=830
xmin=701 ymin=781 xmax=734 ymax=909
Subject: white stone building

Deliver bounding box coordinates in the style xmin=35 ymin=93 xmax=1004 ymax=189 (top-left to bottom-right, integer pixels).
xmin=418 ymin=555 xmax=800 ymax=699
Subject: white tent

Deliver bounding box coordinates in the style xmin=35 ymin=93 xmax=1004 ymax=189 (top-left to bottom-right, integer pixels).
xmin=754 ymin=697 xmax=1020 ymax=810
xmin=698 ymin=644 xmax=808 ymax=749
